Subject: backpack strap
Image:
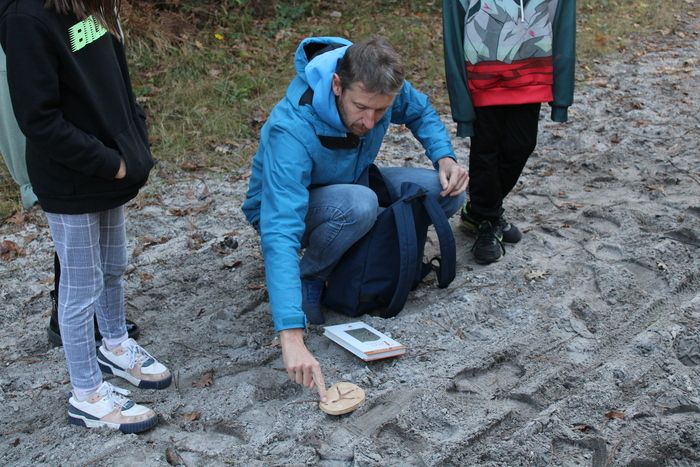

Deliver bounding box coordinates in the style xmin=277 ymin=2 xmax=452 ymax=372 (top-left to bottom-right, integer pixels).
xmin=381 ymin=191 xmax=420 ymax=318
xmin=420 ymin=194 xmax=456 ymax=288
xmin=356 ymin=164 xmax=392 ymax=207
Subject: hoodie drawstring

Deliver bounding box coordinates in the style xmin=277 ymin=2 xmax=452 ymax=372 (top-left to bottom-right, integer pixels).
xmin=519 ymin=0 xmax=525 ymax=22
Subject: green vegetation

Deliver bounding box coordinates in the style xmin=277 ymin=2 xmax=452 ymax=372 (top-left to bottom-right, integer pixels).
xmin=1 ymin=0 xmax=697 ymax=218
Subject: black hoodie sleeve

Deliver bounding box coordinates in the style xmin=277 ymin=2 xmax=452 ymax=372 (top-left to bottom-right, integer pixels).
xmin=2 ymin=14 xmax=122 ymax=179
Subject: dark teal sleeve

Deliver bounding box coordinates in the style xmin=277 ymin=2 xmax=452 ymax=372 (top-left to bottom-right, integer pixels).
xmin=442 ymin=0 xmax=475 ymax=137
xmin=551 ymin=0 xmax=576 ymax=122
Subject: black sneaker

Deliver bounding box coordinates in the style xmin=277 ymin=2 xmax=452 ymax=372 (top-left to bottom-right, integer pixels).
xmin=461 ymin=203 xmax=522 ymax=244
xmin=47 ymin=291 xmax=140 ymax=347
xmin=498 ymin=217 xmax=522 ymax=244
xmin=471 ymin=220 xmax=506 ymax=265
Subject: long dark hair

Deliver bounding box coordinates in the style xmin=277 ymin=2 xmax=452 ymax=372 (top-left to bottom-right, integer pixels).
xmin=44 ymin=0 xmax=122 ymax=39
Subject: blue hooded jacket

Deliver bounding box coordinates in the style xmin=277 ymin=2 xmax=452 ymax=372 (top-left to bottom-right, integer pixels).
xmin=242 ymin=37 xmax=455 ymax=331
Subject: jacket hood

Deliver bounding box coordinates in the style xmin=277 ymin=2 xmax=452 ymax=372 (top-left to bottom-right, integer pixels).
xmin=294 ymin=37 xmax=351 ymax=133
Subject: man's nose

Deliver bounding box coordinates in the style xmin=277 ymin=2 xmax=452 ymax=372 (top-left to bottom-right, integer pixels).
xmin=362 ymin=110 xmax=376 ymax=129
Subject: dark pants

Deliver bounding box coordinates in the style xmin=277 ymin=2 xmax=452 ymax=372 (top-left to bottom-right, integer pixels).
xmin=55 ymin=251 xmax=61 ymax=295
xmin=468 ymin=103 xmax=541 ymax=221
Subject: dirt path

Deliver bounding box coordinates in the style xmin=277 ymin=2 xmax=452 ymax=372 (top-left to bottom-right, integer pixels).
xmin=1 ymin=15 xmax=699 ymax=467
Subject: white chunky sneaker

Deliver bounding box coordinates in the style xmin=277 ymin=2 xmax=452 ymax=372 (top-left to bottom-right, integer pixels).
xmin=68 ymin=382 xmax=157 ymax=433
xmin=97 ymin=338 xmax=172 ymax=389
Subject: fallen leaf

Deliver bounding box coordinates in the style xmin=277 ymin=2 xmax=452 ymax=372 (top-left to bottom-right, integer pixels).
xmin=169 ymin=201 xmax=213 ymax=217
xmin=188 ymin=232 xmax=206 ymax=250
xmin=140 ymin=272 xmax=154 ymax=282
xmin=4 ymin=211 xmax=26 ymax=225
xmin=142 ymin=236 xmax=170 ymax=248
xmin=0 ymin=240 xmax=25 ymax=261
xmin=180 ymin=161 xmax=202 ymax=172
xmin=564 ymin=202 xmax=583 ymax=211
xmin=223 ymin=258 xmax=242 ymax=269
xmin=182 ymin=410 xmax=201 ymax=422
xmin=605 ymin=410 xmax=625 ymax=420
xmin=23 ymin=233 xmax=39 ymax=244
xmin=645 ymin=185 xmax=666 ymax=195
xmin=247 ymin=283 xmax=265 ymax=290
xmin=132 ymin=235 xmax=170 ymax=257
xmin=525 ymin=269 xmax=548 ymax=281
xmin=572 ymin=423 xmax=594 ymax=432
xmin=165 ymin=446 xmax=185 ymax=466
xmin=192 ymin=369 xmax=215 ymax=388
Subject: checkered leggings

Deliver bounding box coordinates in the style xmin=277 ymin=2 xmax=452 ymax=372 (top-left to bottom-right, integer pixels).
xmin=46 ymin=206 xmax=129 ymax=391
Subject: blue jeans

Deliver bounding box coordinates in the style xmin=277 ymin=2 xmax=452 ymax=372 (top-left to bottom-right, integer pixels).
xmin=46 ymin=206 xmax=129 ymax=392
xmin=300 ymin=167 xmax=465 ymax=280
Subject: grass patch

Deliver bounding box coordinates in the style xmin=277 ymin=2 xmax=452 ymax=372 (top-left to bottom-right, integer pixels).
xmin=0 ymin=169 xmax=20 ymax=218
xmin=577 ymin=0 xmax=698 ymax=67
xmin=124 ymin=0 xmax=446 ymax=171
xmin=1 ymin=0 xmax=698 ymax=219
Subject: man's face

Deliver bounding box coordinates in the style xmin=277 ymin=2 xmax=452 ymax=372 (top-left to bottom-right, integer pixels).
xmin=332 ymin=74 xmax=395 ymax=137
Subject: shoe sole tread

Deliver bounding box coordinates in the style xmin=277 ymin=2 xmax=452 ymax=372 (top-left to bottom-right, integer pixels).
xmin=69 ymin=413 xmax=157 ymax=433
xmin=97 ymin=356 xmax=172 ymax=390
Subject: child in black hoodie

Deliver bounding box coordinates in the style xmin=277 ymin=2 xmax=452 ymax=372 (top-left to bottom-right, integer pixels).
xmin=0 ymin=0 xmax=170 ymax=433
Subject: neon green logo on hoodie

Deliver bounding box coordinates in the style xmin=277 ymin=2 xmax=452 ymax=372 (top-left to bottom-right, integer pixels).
xmin=68 ymin=16 xmax=107 ymax=52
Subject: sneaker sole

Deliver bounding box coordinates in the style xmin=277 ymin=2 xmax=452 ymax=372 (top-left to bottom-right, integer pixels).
xmin=473 ymin=254 xmax=503 ymax=265
xmin=97 ymin=356 xmax=172 ymax=390
xmin=69 ymin=412 xmax=158 ymax=433
xmin=464 ymin=222 xmax=521 ymax=244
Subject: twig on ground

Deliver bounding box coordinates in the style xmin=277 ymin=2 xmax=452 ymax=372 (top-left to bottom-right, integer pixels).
xmin=664 ymin=158 xmax=700 ymax=186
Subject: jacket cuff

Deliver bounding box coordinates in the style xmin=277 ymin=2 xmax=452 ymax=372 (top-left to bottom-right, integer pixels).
xmin=551 ymin=106 xmax=569 ymax=123
xmin=274 ymin=313 xmax=307 ymax=332
xmin=95 ymin=147 xmax=123 ymax=179
xmin=456 ymin=122 xmax=474 ymax=137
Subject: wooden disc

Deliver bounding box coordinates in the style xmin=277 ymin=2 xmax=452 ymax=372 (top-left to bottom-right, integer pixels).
xmin=319 ymin=382 xmax=365 ymax=416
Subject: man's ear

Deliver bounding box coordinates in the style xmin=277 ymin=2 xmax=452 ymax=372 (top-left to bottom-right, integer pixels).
xmin=331 ymin=73 xmax=342 ymax=97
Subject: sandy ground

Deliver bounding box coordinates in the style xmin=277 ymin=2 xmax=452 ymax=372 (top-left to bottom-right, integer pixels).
xmin=1 ymin=16 xmax=699 ymax=467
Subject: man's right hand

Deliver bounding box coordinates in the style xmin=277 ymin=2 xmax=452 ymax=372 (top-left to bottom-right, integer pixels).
xmin=280 ymin=328 xmax=327 ymax=402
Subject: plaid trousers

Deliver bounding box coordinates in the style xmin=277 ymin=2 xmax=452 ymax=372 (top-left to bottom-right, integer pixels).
xmin=46 ymin=206 xmax=129 ymax=391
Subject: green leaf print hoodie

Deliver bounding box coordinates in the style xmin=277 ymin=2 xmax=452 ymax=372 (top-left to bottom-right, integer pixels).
xmin=443 ymin=0 xmax=576 ymax=137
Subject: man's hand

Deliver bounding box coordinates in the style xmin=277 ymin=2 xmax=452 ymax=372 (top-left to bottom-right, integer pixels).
xmin=280 ymin=328 xmax=327 ymax=402
xmin=115 ymin=159 xmax=127 ymax=179
xmin=437 ymin=157 xmax=469 ymax=197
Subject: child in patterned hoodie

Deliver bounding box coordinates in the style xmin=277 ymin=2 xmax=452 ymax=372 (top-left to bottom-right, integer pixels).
xmin=443 ymin=0 xmax=576 ymax=264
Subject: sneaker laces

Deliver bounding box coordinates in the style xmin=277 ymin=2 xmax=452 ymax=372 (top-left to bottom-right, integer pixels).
xmin=472 ymin=221 xmax=505 ymax=254
xmin=98 ymin=382 xmax=132 ymax=410
xmin=122 ymin=340 xmax=156 ymax=369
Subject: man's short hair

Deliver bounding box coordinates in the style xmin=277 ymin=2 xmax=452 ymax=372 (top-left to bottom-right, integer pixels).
xmin=337 ymin=37 xmax=405 ymax=95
